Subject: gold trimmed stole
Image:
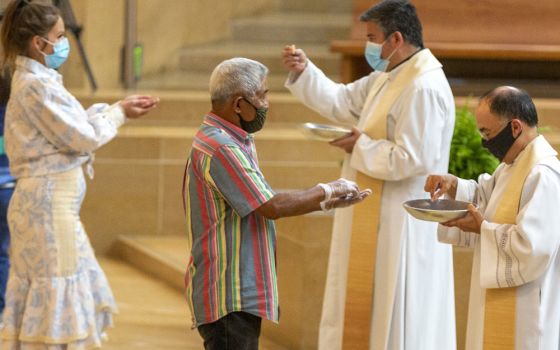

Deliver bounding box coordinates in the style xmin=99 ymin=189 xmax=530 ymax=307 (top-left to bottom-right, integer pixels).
xmin=483 ymin=136 xmax=556 ymax=349
xmin=342 ymin=50 xmax=442 ymax=349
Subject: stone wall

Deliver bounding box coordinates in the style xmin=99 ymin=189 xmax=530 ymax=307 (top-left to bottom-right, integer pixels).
xmin=60 ymin=0 xmax=278 ymax=90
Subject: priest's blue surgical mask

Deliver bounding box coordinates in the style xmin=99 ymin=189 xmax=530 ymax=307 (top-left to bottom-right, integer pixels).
xmin=40 ymin=37 xmax=70 ymax=69
xmin=364 ymin=35 xmax=397 ymax=72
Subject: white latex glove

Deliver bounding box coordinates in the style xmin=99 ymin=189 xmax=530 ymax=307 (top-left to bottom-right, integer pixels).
xmin=318 ymin=179 xmax=371 ymax=212
xmin=319 ymin=178 xmax=360 ymax=200
xmin=321 ymin=189 xmax=372 ymax=211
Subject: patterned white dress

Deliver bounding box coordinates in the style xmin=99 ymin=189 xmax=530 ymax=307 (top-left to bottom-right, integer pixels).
xmin=0 ymin=56 xmax=125 ymax=349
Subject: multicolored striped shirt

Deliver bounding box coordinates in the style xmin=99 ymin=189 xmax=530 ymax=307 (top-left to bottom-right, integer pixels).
xmin=184 ymin=114 xmax=278 ymax=326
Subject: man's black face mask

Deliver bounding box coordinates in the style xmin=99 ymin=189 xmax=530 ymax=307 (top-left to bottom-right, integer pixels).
xmin=238 ymin=98 xmax=267 ymax=134
xmin=481 ymin=121 xmax=519 ymax=161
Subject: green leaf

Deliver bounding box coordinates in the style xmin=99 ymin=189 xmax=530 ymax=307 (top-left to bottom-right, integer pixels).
xmin=449 ymin=103 xmax=499 ymax=179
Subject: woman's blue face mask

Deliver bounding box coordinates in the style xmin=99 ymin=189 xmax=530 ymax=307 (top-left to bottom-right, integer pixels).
xmin=364 ymin=34 xmax=397 ymax=72
xmin=41 ymin=37 xmax=70 ymax=69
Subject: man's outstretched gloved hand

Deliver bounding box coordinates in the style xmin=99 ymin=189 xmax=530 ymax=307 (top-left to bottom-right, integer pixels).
xmin=319 ymin=178 xmax=360 ymax=201
xmin=321 ymin=189 xmax=372 ymax=211
xmin=318 ymin=179 xmax=372 ymax=212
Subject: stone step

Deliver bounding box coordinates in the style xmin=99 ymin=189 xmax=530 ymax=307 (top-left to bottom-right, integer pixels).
xmin=450 ymin=78 xmax=560 ymax=100
xmin=260 ymin=161 xmax=342 ymax=189
xmin=279 ymin=0 xmax=351 ymax=13
xmin=73 ymin=90 xmax=560 ymax=131
xmin=276 ymin=211 xmax=333 ymax=242
xmin=109 ymin=231 xmax=474 ymax=350
xmin=177 ymin=41 xmax=340 ymax=76
xmin=83 ymin=120 xmax=560 ymax=254
xmin=95 ymin=124 xmax=345 ymax=163
xmin=113 ymin=213 xmax=333 ymax=276
xmin=542 ymin=131 xmax=560 ymax=151
xmin=82 ymin=123 xmax=343 ymax=252
xmin=112 ymin=212 xmax=333 ymax=350
xmin=112 ymin=236 xmax=187 ymax=291
xmin=455 ymin=96 xmax=560 ymax=129
xmin=93 ymin=145 xmax=342 ymax=192
xmin=231 ymin=12 xmax=351 ymax=44
xmin=99 ymin=257 xmax=287 ymax=350
xmin=534 ymin=100 xmax=560 ymax=130
xmin=137 ymin=70 xmax=340 ymax=93
xmin=72 ymin=90 xmax=330 ymax=126
xmin=96 ymin=258 xmax=210 ymax=349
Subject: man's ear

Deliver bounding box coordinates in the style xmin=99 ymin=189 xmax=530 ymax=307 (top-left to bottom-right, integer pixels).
xmin=233 ymin=96 xmax=244 ymax=114
xmin=391 ymin=31 xmax=404 ymax=46
xmin=511 ymin=118 xmax=524 ymax=138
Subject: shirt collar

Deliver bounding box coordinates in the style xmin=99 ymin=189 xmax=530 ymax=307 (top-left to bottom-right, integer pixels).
xmin=387 ymin=48 xmax=424 ymax=81
xmin=204 ymin=113 xmax=252 ymax=143
xmin=15 ymin=55 xmax=63 ymax=84
xmin=511 ymin=134 xmax=545 ymax=165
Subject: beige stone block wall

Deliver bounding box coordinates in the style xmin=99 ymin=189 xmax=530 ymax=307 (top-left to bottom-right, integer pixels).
xmin=61 ymin=0 xmax=278 ymax=90
xmin=59 ymin=0 xmax=124 ymax=90
xmin=266 ymin=224 xmax=331 ymax=349
xmin=81 ymin=129 xmax=191 ymax=252
xmin=137 ymin=0 xmax=279 ymax=76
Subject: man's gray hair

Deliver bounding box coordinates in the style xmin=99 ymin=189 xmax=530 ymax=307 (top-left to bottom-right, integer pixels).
xmin=209 ymin=57 xmax=269 ymax=105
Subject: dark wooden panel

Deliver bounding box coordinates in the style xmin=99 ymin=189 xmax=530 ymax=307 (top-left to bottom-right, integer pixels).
xmin=337 ymin=1 xmax=560 ymax=86
xmin=352 ymin=0 xmax=560 ymax=45
xmin=332 ymin=40 xmax=560 ymax=61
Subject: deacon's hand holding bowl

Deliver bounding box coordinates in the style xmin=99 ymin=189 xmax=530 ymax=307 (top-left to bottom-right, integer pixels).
xmin=440 ymin=204 xmax=483 ymax=234
xmin=329 ymin=127 xmax=362 ymax=154
xmin=424 ymin=174 xmax=482 ymax=233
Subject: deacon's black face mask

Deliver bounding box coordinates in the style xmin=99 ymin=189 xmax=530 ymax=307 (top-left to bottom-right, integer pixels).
xmin=481 ymin=121 xmax=520 ymax=161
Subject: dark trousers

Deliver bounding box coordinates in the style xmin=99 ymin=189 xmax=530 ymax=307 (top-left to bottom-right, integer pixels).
xmin=0 ymin=186 xmax=13 ymax=313
xmin=197 ymin=312 xmax=262 ymax=350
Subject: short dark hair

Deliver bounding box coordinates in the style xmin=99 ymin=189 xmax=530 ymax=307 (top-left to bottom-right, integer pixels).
xmin=359 ymin=0 xmax=423 ymax=48
xmin=480 ymin=86 xmax=538 ymax=127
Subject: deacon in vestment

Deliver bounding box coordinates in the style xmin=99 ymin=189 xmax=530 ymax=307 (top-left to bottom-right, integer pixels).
xmin=426 ymin=86 xmax=560 ymax=350
xmin=282 ymin=1 xmax=456 ymax=349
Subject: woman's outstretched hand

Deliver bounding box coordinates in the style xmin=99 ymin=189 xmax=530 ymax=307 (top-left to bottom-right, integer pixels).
xmin=120 ymin=95 xmax=160 ymax=119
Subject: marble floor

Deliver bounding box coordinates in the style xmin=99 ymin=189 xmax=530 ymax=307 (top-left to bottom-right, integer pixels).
xmin=100 ymin=257 xmax=287 ymax=350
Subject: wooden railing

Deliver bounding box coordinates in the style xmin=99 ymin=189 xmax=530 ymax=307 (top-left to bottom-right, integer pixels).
xmin=336 ymin=0 xmax=560 ymax=83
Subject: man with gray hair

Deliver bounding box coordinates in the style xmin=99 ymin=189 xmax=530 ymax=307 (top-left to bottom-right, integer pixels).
xmin=282 ymin=1 xmax=456 ymax=349
xmin=182 ymin=57 xmax=371 ymax=350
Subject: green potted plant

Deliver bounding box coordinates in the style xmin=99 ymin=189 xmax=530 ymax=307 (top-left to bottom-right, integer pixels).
xmin=449 ymin=105 xmax=499 ymax=180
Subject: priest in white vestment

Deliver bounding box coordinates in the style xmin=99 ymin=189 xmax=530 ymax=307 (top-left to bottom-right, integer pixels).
xmin=426 ymin=86 xmax=560 ymax=350
xmin=282 ymin=1 xmax=456 ymax=349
